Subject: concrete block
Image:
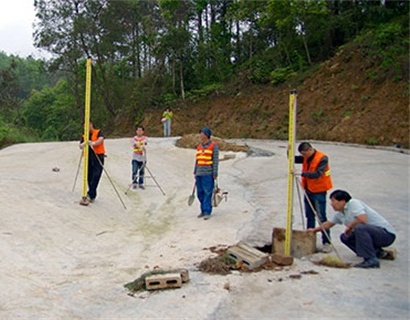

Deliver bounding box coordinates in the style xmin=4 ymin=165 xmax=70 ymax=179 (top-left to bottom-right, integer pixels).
xmin=227 ymin=241 xmax=269 ymax=270
xmin=272 ymin=227 xmax=316 ymax=258
xmin=145 ymin=273 xmax=182 ymax=290
xmin=177 ymin=268 xmax=189 ymax=283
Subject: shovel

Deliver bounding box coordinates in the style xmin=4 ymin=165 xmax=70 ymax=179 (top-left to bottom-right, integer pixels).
xmin=188 ymin=182 xmax=196 ymax=206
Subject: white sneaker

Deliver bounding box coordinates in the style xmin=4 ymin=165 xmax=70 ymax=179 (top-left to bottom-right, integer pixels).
xmin=322 ymin=243 xmax=332 ymax=253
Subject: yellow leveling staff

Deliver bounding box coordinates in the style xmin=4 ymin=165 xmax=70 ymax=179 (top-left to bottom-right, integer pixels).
xmin=82 ymin=58 xmax=92 ymax=201
xmin=285 ymin=89 xmax=297 ymax=255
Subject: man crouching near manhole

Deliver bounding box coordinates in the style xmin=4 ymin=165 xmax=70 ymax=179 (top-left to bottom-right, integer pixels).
xmin=307 ymin=189 xmax=396 ymax=269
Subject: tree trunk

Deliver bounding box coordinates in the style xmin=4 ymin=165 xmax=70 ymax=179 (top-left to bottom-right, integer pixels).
xmin=180 ymin=62 xmax=185 ymax=100
xmin=302 ymin=35 xmax=312 ymax=65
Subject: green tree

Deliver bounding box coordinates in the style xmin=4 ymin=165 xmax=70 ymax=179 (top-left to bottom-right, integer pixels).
xmin=0 ymin=59 xmax=21 ymax=122
xmin=23 ymin=80 xmax=81 ymax=140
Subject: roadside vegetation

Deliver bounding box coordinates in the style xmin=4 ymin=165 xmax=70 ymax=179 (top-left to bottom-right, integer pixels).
xmin=0 ymin=0 xmax=408 ymax=149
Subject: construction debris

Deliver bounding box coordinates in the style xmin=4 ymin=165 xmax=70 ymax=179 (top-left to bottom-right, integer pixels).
xmin=198 ymin=243 xmax=286 ymax=274
xmin=145 ymin=273 xmax=182 ymax=290
xmin=125 ymin=268 xmax=189 ymax=293
xmin=271 ymin=253 xmax=294 ymax=266
xmin=227 ymin=242 xmax=269 ymax=270
xmin=272 ymin=227 xmax=316 ymax=258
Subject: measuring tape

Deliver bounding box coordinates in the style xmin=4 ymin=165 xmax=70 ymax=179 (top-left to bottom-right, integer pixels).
xmin=82 ymin=58 xmax=92 ymax=201
xmin=285 ymin=89 xmax=297 ymax=255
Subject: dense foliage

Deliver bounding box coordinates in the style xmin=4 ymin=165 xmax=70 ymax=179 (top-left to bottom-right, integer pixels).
xmin=0 ymin=0 xmax=408 ymax=146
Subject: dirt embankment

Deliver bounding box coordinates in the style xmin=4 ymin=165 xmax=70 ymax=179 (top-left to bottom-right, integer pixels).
xmin=122 ymin=48 xmax=409 ymax=148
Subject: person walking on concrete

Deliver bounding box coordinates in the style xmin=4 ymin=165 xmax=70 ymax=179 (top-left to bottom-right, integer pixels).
xmin=308 ymin=189 xmax=396 ymax=268
xmin=131 ymin=125 xmax=147 ymax=190
xmin=194 ymin=127 xmax=219 ymax=220
xmin=79 ymin=121 xmax=105 ymax=203
xmin=162 ymin=107 xmax=173 ymax=137
xmin=294 ymin=142 xmax=333 ymax=253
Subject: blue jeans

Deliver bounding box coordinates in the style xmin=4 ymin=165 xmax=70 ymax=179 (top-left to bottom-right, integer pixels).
xmin=196 ymin=175 xmax=214 ymax=216
xmin=163 ymin=120 xmax=171 ymax=137
xmin=304 ymin=191 xmax=330 ymax=244
xmin=132 ymin=159 xmax=145 ymax=184
xmin=340 ymin=224 xmax=396 ymax=259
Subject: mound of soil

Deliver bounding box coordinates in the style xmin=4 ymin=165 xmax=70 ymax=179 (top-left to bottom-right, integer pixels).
xmin=176 ymin=134 xmax=250 ymax=153
xmin=197 ymin=246 xmax=280 ymax=275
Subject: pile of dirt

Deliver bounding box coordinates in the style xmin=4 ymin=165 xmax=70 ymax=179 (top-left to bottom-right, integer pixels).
xmin=175 ymin=133 xmax=250 ymax=153
xmin=197 ymin=245 xmax=280 ymax=275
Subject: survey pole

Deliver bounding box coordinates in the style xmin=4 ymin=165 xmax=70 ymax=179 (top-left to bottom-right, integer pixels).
xmin=81 ymin=58 xmax=92 ymax=201
xmin=285 ymin=89 xmax=297 ymax=255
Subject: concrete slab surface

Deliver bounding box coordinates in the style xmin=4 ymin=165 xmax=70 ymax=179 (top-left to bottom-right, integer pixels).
xmin=0 ymin=138 xmax=408 ymax=319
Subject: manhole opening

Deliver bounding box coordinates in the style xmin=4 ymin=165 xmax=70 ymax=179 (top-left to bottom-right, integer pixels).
xmin=255 ymin=243 xmax=272 ymax=253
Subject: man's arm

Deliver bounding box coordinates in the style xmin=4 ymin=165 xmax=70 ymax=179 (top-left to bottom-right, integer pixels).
xmin=212 ymin=144 xmax=219 ymax=179
xmin=307 ymin=220 xmax=335 ymax=233
xmin=344 ymin=213 xmax=367 ymax=235
xmin=92 ymin=131 xmax=104 ymax=147
xmin=92 ymin=136 xmax=104 ymax=147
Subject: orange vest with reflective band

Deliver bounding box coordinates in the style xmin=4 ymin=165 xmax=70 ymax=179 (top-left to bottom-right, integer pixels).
xmin=83 ymin=129 xmax=105 ymax=155
xmin=133 ymin=136 xmax=146 ymax=154
xmin=301 ymin=150 xmax=332 ymax=193
xmin=196 ymin=141 xmax=215 ymax=166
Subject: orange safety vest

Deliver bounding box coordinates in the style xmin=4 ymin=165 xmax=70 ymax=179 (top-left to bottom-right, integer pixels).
xmin=133 ymin=136 xmax=146 ymax=154
xmin=83 ymin=129 xmax=105 ymax=155
xmin=301 ymin=150 xmax=332 ymax=193
xmin=196 ymin=141 xmax=215 ymax=166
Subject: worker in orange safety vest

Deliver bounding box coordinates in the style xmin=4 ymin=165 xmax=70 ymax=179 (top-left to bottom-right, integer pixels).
xmin=194 ymin=127 xmax=219 ymax=221
xmin=294 ymin=142 xmax=333 ymax=253
xmin=79 ymin=121 xmax=105 ymax=203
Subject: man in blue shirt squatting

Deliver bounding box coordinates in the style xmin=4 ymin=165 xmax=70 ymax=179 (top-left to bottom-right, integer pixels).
xmin=308 ymin=189 xmax=396 ymax=268
xmin=194 ymin=127 xmax=219 ymax=221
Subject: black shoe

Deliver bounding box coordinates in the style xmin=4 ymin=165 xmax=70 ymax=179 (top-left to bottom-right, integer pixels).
xmin=376 ymin=249 xmax=396 ymax=260
xmin=197 ymin=213 xmax=205 ymax=218
xmin=354 ymin=258 xmax=380 ymax=269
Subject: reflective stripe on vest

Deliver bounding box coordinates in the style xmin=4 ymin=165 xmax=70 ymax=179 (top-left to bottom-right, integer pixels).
xmin=301 ymin=150 xmax=333 ymax=193
xmin=196 ymin=141 xmax=215 ymax=166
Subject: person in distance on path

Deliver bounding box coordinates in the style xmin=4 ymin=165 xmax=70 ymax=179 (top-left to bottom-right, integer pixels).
xmin=161 ymin=107 xmax=173 ymax=137
xmin=307 ymin=189 xmax=396 ymax=268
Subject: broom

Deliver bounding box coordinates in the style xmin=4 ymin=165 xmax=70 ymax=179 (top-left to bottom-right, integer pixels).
xmin=295 ymin=175 xmax=350 ymax=268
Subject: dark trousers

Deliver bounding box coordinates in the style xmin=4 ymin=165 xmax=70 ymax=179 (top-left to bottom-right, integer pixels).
xmin=304 ymin=191 xmax=330 ymax=244
xmin=340 ymin=224 xmax=396 ymax=259
xmin=88 ymin=154 xmax=104 ymax=199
